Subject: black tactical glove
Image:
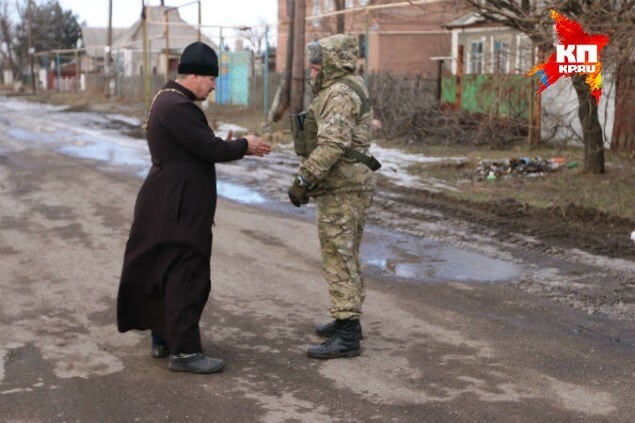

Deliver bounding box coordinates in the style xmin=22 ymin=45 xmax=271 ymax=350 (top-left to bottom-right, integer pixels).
xmin=288 ymin=174 xmax=311 ymax=207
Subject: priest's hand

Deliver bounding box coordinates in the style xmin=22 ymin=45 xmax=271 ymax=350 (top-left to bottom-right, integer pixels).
xmin=245 ymin=135 xmax=271 ymax=157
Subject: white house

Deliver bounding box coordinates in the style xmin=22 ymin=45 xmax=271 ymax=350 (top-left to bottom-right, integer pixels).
xmin=444 ymin=12 xmax=615 ymax=146
xmin=82 ymin=5 xmax=217 ymax=79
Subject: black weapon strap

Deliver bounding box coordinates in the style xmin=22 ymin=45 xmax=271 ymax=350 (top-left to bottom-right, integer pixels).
xmin=337 ymin=78 xmax=381 ymax=171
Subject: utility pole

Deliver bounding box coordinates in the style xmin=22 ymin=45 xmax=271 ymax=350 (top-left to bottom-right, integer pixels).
xmin=28 ymin=0 xmax=36 ymax=92
xmin=197 ymin=0 xmax=201 ymax=41
xmin=290 ymin=0 xmax=306 ymax=114
xmin=159 ymin=0 xmax=169 ymax=81
xmin=282 ymin=0 xmax=295 ymax=110
xmin=335 ymin=0 xmax=345 ymax=34
xmin=105 ymin=0 xmax=113 ymax=97
xmin=142 ymin=1 xmax=151 ymax=114
xmin=263 ymin=25 xmax=270 ymax=117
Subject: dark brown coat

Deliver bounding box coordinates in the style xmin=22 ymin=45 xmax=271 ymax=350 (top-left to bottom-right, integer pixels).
xmin=117 ymin=81 xmax=247 ymax=354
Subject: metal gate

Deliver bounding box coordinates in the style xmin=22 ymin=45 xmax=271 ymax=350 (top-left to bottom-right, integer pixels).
xmin=215 ymin=51 xmax=250 ymax=106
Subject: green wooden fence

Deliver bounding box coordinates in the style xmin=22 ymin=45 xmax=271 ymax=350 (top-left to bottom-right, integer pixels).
xmin=442 ymin=74 xmax=533 ymax=119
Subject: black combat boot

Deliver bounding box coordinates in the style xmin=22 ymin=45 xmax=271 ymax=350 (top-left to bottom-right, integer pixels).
xmin=307 ymin=319 xmax=362 ymax=359
xmin=315 ymin=319 xmax=363 ymax=339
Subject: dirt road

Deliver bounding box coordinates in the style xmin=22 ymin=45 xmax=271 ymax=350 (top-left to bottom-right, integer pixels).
xmin=1 ymin=101 xmax=634 ymax=422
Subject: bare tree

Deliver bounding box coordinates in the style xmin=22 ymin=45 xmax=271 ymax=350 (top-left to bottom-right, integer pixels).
xmin=0 ymin=1 xmax=17 ymax=77
xmin=243 ymin=26 xmax=268 ymax=55
xmin=267 ymin=0 xmax=295 ymax=124
xmin=606 ymin=1 xmax=635 ymax=154
xmin=463 ymin=0 xmax=634 ymax=173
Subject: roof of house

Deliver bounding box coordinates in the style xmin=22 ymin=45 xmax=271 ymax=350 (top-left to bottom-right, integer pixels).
xmin=82 ymin=5 xmax=217 ymax=56
xmin=113 ymin=5 xmax=217 ymax=52
xmin=443 ymin=12 xmax=500 ymax=29
xmin=81 ymin=27 xmax=127 ymax=57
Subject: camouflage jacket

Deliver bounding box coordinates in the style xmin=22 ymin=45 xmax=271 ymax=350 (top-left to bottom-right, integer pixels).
xmin=299 ymin=34 xmax=376 ymax=196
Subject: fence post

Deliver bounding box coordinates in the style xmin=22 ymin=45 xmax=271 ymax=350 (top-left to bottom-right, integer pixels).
xmin=264 ymin=25 xmax=270 ymax=117
xmin=142 ymin=4 xmax=151 ymax=114
xmin=56 ymin=52 xmax=61 ymax=91
xmin=456 ymin=44 xmax=463 ymax=110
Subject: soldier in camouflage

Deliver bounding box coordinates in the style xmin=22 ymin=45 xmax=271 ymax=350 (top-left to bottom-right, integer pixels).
xmin=288 ymin=34 xmax=378 ymax=359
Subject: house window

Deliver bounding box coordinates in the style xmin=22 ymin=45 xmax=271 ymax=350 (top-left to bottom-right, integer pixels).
xmin=493 ymin=40 xmax=509 ymax=74
xmin=346 ymin=0 xmax=354 ymax=7
xmin=358 ymin=33 xmax=366 ymax=58
xmin=324 ymin=0 xmax=334 ymax=11
xmin=468 ymin=41 xmax=483 ymax=74
xmin=359 ymin=0 xmax=369 ymax=5
xmin=517 ymin=36 xmax=533 ymax=74
xmin=312 ymin=0 xmax=322 ymax=26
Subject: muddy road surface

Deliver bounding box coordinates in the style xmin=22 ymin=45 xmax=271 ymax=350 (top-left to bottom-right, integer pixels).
xmin=0 ymin=98 xmax=634 ymax=423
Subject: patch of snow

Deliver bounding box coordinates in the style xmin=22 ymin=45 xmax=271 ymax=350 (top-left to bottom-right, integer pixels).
xmin=216 ymin=122 xmax=248 ymax=139
xmin=107 ymin=114 xmax=141 ymax=126
xmin=370 ymin=145 xmax=466 ymax=166
xmin=370 ymin=144 xmax=467 ymax=192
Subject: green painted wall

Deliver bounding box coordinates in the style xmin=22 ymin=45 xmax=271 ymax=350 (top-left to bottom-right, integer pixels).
xmin=442 ymin=75 xmax=533 ymax=119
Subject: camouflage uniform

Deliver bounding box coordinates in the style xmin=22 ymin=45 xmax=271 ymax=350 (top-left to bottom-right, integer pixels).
xmin=298 ymin=34 xmax=376 ymax=320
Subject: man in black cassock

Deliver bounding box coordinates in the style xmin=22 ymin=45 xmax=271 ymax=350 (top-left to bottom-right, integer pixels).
xmin=117 ymin=41 xmax=271 ymax=374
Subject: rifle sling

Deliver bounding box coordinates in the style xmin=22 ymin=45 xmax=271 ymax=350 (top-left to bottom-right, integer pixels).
xmin=344 ymin=148 xmax=382 ymax=171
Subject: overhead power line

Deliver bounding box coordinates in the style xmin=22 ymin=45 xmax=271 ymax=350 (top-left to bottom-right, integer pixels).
xmin=306 ymin=0 xmax=448 ymax=20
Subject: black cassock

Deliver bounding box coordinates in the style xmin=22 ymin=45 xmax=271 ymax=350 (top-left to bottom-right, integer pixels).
xmin=117 ymin=81 xmax=247 ymax=354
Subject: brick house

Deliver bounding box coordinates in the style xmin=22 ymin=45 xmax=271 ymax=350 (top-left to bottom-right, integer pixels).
xmin=276 ymin=0 xmax=469 ymax=77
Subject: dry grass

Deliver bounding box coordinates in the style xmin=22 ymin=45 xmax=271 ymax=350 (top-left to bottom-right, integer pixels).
xmin=399 ymin=142 xmax=635 ymax=220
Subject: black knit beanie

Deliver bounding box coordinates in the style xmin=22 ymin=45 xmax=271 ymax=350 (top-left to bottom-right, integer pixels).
xmin=178 ymin=41 xmax=219 ymax=77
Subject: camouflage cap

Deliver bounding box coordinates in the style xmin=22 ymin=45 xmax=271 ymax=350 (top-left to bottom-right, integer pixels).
xmin=318 ymin=34 xmax=358 ymax=73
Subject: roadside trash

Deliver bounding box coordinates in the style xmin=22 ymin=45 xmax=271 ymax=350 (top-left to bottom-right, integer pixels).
xmin=476 ymin=156 xmax=565 ymax=179
xmin=551 ymin=156 xmax=566 ymax=166
xmin=630 ymin=230 xmax=635 ymax=243
xmin=566 ymin=161 xmax=578 ymax=169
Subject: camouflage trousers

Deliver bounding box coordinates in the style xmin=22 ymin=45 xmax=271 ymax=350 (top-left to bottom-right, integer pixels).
xmin=315 ymin=190 xmax=374 ymax=320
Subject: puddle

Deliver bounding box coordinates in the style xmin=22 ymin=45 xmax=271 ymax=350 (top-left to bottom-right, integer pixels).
xmin=60 ymin=139 xmax=149 ymax=169
xmin=362 ymin=226 xmax=522 ymax=283
xmin=52 ymin=132 xmax=265 ymax=206
xmin=0 ymin=96 xmax=524 ymax=283
xmin=217 ymin=181 xmax=266 ymax=205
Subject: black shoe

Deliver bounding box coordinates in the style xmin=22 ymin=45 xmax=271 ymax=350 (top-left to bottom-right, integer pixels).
xmin=151 ymin=344 xmax=169 ymax=359
xmin=315 ymin=319 xmax=363 ymax=339
xmin=168 ymin=353 xmax=225 ymax=374
xmin=308 ymin=319 xmax=362 ymax=359
xmin=150 ymin=332 xmax=169 ymax=358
